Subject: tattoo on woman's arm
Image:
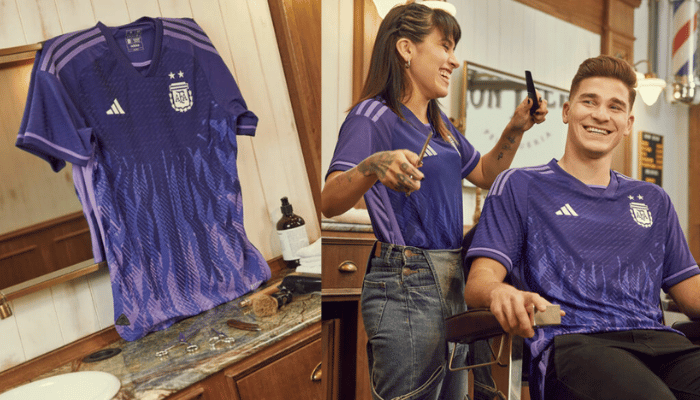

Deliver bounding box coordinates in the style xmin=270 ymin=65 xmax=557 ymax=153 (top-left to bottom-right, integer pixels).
xmin=358 ymin=152 xmax=394 ymax=179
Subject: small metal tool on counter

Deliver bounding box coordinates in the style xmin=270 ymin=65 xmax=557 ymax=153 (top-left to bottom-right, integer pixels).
xmin=209 ymin=327 xmax=236 ymax=347
xmin=227 ymin=319 xmax=261 ymax=331
xmin=156 ymin=328 xmax=201 ymax=357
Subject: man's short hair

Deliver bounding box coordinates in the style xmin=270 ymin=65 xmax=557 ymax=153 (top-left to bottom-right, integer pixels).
xmin=569 ymin=55 xmax=637 ymax=110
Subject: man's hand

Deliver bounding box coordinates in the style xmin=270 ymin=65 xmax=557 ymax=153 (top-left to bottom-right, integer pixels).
xmin=488 ymin=284 xmax=563 ymax=338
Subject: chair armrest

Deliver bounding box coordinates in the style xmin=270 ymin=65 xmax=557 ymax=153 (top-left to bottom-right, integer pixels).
xmin=672 ymin=320 xmax=700 ymax=340
xmin=445 ymin=308 xmax=505 ymax=344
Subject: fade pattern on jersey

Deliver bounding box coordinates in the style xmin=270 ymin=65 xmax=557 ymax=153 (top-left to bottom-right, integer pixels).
xmin=17 ymin=18 xmax=270 ymax=341
xmin=466 ymin=159 xmax=699 ymax=399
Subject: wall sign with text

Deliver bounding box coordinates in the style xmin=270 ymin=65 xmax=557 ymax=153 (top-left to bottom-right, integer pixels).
xmin=638 ymin=131 xmax=663 ymax=186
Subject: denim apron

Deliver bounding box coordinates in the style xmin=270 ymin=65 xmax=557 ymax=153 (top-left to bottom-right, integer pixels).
xmin=361 ymin=241 xmax=469 ymax=400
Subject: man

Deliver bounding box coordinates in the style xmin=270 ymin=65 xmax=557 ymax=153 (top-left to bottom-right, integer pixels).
xmin=464 ymin=55 xmax=700 ymax=400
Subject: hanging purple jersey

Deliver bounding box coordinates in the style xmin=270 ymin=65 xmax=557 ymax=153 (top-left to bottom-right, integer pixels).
xmin=466 ymin=159 xmax=700 ymax=399
xmin=17 ymin=17 xmax=271 ymax=341
xmin=327 ymin=99 xmax=480 ymax=249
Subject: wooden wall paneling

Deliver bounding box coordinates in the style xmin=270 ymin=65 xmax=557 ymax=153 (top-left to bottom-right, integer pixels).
xmin=499 ymin=0 xmax=522 ymax=73
xmin=157 ymin=0 xmax=193 ymax=18
xmin=483 ymin=0 xmax=500 ymax=70
xmin=15 ymin=0 xmax=63 ymax=44
xmin=54 ymin=0 xmax=97 ymax=33
xmin=125 ymin=0 xmax=162 ymax=20
xmin=190 ymin=0 xmax=276 ymax=259
xmin=245 ymin=0 xmax=318 ymax=231
xmin=352 ymin=0 xmax=381 ymax=103
xmin=268 ymin=0 xmax=322 ymax=222
xmin=90 ymin=0 xmax=131 ymax=27
xmin=514 ymin=0 xmax=604 ymax=34
xmin=321 ymin=0 xmax=341 ymax=180
xmin=470 ymin=0 xmax=488 ymax=68
xmin=689 ymin=105 xmax=700 ymax=261
xmin=217 ymin=0 xmax=319 ymax=238
xmin=0 ymin=2 xmax=27 ymax=49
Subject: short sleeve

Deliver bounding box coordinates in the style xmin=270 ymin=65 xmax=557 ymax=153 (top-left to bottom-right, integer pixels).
xmin=466 ymin=169 xmax=528 ymax=272
xmin=326 ymin=103 xmax=391 ymax=179
xmin=661 ymin=193 xmax=700 ymax=290
xmin=180 ymin=18 xmax=258 ymax=137
xmin=16 ymin=51 xmax=93 ymax=172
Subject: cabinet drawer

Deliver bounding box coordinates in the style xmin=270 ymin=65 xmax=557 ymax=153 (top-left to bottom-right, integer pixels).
xmin=234 ymin=338 xmax=322 ymax=400
xmin=322 ymin=236 xmax=375 ymax=291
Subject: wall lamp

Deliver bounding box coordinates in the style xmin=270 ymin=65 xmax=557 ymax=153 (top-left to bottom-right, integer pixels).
xmin=634 ymin=60 xmax=667 ymax=106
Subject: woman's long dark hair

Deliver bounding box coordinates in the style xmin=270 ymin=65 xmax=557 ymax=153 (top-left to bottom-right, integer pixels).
xmin=356 ymin=1 xmax=461 ymax=141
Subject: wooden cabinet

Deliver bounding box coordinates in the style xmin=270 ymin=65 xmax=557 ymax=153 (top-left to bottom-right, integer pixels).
xmin=322 ymin=231 xmax=375 ymax=400
xmin=166 ymin=322 xmax=322 ymax=400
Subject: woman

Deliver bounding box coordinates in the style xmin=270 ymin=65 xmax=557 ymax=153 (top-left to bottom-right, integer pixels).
xmin=322 ymin=3 xmax=547 ymax=399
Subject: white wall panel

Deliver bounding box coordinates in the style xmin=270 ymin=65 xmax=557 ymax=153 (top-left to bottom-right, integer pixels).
xmin=0 ymin=309 xmax=25 ymax=371
xmin=157 ymin=0 xmax=193 ymax=18
xmin=15 ymin=0 xmax=63 ymax=43
xmin=51 ymin=277 xmax=101 ymax=344
xmin=13 ymin=289 xmax=64 ymax=361
xmin=125 ymin=0 xmax=162 ymax=20
xmin=91 ymin=0 xmax=131 ymax=26
xmin=54 ymin=0 xmax=97 ymax=33
xmin=0 ymin=2 xmax=27 ymax=48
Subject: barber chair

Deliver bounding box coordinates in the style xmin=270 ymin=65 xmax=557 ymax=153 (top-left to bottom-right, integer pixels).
xmin=445 ymin=309 xmax=521 ymax=400
xmin=446 ymin=307 xmax=700 ymax=400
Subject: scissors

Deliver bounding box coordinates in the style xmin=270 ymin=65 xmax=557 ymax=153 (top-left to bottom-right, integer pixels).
xmin=156 ymin=328 xmax=200 ymax=357
xmin=406 ymin=131 xmax=433 ymax=196
xmin=209 ymin=327 xmax=236 ymax=347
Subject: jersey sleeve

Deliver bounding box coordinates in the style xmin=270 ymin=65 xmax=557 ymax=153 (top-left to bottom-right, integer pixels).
xmin=466 ymin=169 xmax=528 ymax=273
xmin=325 ymin=103 xmax=392 ymax=179
xmin=661 ymin=191 xmax=700 ymax=291
xmin=180 ymin=18 xmax=258 ymax=137
xmin=16 ymin=50 xmax=93 ymax=172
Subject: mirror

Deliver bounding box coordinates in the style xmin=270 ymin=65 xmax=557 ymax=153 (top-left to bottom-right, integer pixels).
xmin=0 ymin=48 xmax=95 ymax=291
xmin=455 ymin=62 xmax=570 ymax=172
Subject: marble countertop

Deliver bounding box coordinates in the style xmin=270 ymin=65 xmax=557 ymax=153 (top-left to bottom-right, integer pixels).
xmin=26 ymin=282 xmax=321 ymax=399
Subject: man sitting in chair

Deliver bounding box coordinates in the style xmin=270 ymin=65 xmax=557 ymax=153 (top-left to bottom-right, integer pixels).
xmin=464 ymin=55 xmax=700 ymax=400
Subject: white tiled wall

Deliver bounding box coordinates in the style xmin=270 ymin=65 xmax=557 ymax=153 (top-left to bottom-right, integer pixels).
xmin=0 ymin=266 xmax=113 ymax=372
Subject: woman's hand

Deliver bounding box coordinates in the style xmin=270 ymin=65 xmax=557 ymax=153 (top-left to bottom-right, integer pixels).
xmin=358 ymin=149 xmax=425 ymax=194
xmin=509 ymin=89 xmax=548 ymax=132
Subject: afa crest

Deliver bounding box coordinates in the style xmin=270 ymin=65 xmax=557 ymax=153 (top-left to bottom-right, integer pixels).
xmin=169 ymin=81 xmax=193 ymax=112
xmin=629 ymin=202 xmax=653 ymax=228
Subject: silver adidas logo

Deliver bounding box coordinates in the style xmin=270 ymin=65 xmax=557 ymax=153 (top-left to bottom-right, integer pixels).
xmin=422 ymin=145 xmax=437 ymax=158
xmin=106 ymin=99 xmax=125 ymax=115
xmin=555 ymin=203 xmax=578 ymax=216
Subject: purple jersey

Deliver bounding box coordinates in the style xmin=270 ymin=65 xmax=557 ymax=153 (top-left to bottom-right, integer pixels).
xmin=466 ymin=159 xmax=700 ymax=399
xmin=16 ymin=17 xmax=270 ymax=341
xmin=327 ymin=99 xmax=480 ymax=249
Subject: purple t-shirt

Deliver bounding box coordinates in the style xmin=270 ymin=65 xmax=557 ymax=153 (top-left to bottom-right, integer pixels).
xmin=327 ymin=98 xmax=480 ymax=249
xmin=467 ymin=159 xmax=700 ymax=399
xmin=16 ymin=17 xmax=270 ymax=341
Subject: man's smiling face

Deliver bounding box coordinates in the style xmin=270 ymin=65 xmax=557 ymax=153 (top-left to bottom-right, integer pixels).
xmin=562 ymin=76 xmax=634 ymax=159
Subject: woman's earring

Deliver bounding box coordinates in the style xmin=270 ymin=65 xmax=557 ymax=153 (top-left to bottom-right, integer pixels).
xmin=405 ymin=59 xmax=411 ymax=69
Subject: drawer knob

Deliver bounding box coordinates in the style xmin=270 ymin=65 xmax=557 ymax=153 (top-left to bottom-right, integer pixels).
xmin=311 ymin=362 xmax=322 ymax=382
xmin=338 ymin=261 xmax=358 ymax=273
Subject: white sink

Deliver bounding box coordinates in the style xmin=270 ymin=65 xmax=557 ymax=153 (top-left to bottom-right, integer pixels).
xmin=0 ymin=371 xmax=120 ymax=400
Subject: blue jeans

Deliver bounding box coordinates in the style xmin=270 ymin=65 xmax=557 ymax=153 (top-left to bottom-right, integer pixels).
xmin=361 ymin=242 xmax=469 ymax=400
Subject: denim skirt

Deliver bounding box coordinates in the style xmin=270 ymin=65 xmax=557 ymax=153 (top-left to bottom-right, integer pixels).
xmin=361 ymin=241 xmax=469 ymax=400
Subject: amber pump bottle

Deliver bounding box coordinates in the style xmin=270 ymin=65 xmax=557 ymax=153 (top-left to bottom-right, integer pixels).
xmin=276 ymin=197 xmax=309 ymax=268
